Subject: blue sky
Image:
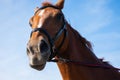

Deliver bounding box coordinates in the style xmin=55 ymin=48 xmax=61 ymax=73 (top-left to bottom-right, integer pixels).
xmin=0 ymin=0 xmax=120 ymax=80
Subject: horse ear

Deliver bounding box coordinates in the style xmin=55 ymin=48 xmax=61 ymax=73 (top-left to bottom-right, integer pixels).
xmin=55 ymin=0 xmax=65 ymax=9
xmin=34 ymin=7 xmax=39 ymax=12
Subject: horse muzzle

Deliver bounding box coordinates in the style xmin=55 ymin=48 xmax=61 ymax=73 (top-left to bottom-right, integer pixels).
xmin=26 ymin=39 xmax=51 ymax=70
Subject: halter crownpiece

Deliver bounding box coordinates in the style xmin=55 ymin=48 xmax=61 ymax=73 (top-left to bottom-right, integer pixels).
xmin=30 ymin=5 xmax=67 ymax=61
xmin=35 ymin=5 xmax=61 ymax=14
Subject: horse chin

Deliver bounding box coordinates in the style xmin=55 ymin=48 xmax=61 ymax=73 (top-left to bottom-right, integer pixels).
xmin=30 ymin=63 xmax=46 ymax=71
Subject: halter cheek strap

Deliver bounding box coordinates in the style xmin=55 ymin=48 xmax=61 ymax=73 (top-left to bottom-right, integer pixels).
xmin=49 ymin=22 xmax=67 ymax=60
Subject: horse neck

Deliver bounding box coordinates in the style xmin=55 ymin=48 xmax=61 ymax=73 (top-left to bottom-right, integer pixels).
xmin=57 ymin=24 xmax=120 ymax=80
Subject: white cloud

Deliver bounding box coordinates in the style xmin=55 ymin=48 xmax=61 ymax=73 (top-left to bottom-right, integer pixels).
xmin=91 ymin=32 xmax=120 ymax=51
xmin=77 ymin=0 xmax=113 ymax=34
xmin=88 ymin=32 xmax=120 ymax=68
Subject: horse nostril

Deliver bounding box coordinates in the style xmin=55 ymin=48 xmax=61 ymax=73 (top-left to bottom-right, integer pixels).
xmin=40 ymin=40 xmax=49 ymax=53
xmin=27 ymin=45 xmax=35 ymax=55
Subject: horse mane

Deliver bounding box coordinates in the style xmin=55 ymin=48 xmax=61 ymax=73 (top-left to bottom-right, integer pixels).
xmin=68 ymin=24 xmax=120 ymax=73
xmin=68 ymin=24 xmax=93 ymax=50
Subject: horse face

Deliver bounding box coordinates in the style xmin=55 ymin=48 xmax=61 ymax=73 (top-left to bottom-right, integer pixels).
xmin=27 ymin=0 xmax=65 ymax=70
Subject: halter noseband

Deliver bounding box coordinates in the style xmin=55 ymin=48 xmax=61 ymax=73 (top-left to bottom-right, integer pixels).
xmin=30 ymin=5 xmax=67 ymax=61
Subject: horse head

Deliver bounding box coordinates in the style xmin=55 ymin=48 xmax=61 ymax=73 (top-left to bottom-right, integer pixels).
xmin=26 ymin=0 xmax=66 ymax=70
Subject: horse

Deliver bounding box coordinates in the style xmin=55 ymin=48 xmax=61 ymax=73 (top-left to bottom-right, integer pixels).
xmin=26 ymin=0 xmax=120 ymax=80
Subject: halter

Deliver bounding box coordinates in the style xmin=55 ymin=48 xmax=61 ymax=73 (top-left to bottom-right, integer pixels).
xmin=30 ymin=5 xmax=67 ymax=61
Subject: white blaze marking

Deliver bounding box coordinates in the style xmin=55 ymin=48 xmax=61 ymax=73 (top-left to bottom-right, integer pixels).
xmin=37 ymin=20 xmax=43 ymax=28
xmin=39 ymin=10 xmax=45 ymax=16
xmin=37 ymin=10 xmax=45 ymax=28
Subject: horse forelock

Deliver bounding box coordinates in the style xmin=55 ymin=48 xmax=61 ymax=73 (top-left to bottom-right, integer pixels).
xmin=42 ymin=1 xmax=53 ymax=7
